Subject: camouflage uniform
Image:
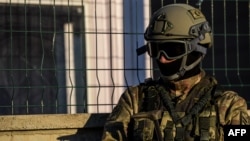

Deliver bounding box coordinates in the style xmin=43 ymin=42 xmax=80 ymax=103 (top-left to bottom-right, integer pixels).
xmin=102 ymin=4 xmax=249 ymax=140
xmin=102 ymin=70 xmax=249 ymax=141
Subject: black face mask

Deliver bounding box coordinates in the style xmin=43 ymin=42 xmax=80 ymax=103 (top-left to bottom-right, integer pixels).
xmin=156 ymin=58 xmax=182 ymax=77
xmin=156 ymin=52 xmax=202 ymax=81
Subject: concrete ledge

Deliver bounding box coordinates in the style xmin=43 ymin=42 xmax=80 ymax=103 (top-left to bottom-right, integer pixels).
xmin=0 ymin=113 xmax=109 ymax=141
xmin=0 ymin=113 xmax=109 ymax=131
xmin=0 ymin=111 xmax=249 ymax=141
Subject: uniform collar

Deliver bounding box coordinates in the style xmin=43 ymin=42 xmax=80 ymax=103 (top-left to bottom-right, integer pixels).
xmin=160 ymin=69 xmax=205 ymax=101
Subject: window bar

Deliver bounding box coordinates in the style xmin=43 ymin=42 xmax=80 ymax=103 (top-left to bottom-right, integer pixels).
xmin=80 ymin=0 xmax=87 ymax=113
xmin=123 ymin=1 xmax=129 ymax=90
xmin=235 ymin=0 xmax=243 ymax=87
xmin=52 ymin=0 xmax=59 ymax=113
xmin=65 ymin=0 xmax=76 ymax=114
xmin=211 ymin=0 xmax=215 ymax=76
xmin=135 ymin=0 xmax=142 ymax=84
xmin=24 ymin=0 xmax=30 ymax=114
xmin=196 ymin=0 xmax=204 ymax=8
xmin=39 ymin=0 xmax=45 ymax=113
xmin=9 ymin=0 xmax=15 ymax=115
xmin=64 ymin=22 xmax=75 ymax=114
xmin=223 ymin=0 xmax=231 ymax=86
xmin=109 ymin=0 xmax=115 ymax=110
xmin=95 ymin=0 xmax=101 ymax=113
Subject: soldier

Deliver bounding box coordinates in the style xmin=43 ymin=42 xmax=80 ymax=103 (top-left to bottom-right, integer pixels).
xmin=102 ymin=3 xmax=249 ymax=141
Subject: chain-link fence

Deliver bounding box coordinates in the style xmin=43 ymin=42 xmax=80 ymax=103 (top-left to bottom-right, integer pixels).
xmin=0 ymin=0 xmax=249 ymax=115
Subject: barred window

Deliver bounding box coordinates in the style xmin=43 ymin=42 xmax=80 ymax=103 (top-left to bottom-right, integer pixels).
xmin=0 ymin=2 xmax=86 ymax=114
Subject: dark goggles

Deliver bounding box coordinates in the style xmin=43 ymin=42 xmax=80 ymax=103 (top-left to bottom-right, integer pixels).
xmin=147 ymin=40 xmax=194 ymax=60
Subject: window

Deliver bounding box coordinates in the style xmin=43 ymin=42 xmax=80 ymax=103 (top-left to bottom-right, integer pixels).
xmin=0 ymin=3 xmax=86 ymax=114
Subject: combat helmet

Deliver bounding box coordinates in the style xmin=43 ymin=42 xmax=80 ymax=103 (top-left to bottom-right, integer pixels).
xmin=144 ymin=3 xmax=213 ymax=81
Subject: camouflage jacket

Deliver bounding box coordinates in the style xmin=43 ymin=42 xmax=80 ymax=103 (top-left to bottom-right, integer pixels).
xmin=102 ymin=72 xmax=249 ymax=141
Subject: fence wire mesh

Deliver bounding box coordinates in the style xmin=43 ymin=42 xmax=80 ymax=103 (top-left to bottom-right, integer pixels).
xmin=0 ymin=0 xmax=249 ymax=115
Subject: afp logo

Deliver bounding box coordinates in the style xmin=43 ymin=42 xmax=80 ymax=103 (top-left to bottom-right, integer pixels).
xmin=224 ymin=125 xmax=250 ymax=139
